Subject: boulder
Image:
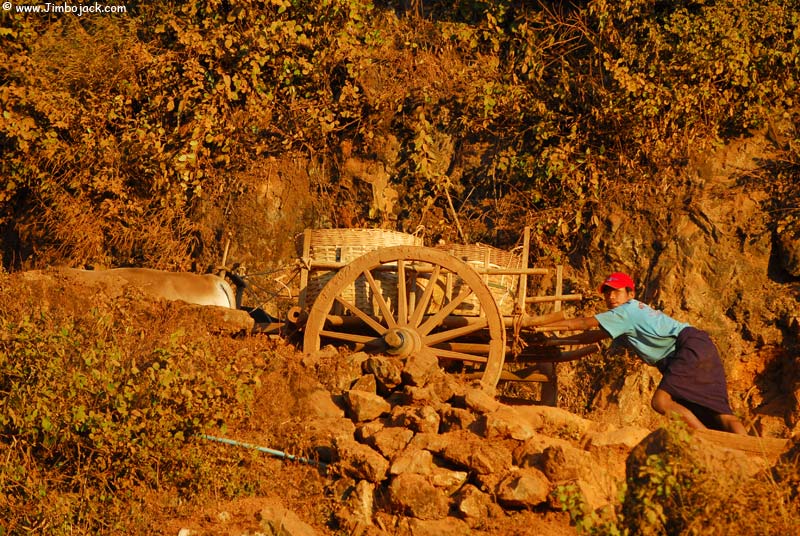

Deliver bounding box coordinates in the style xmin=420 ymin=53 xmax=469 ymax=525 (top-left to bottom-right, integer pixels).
xmin=453 ymin=484 xmax=501 ymax=521
xmin=496 ymin=468 xmax=552 ymax=509
xmin=334 ymin=438 xmax=390 ymax=483
xmin=304 ymin=417 xmax=357 ymax=462
xmin=402 ymin=350 xmax=441 ymax=386
xmin=548 ymin=478 xmax=608 ymax=512
xmin=395 ymin=516 xmax=471 ymax=536
xmin=389 ymin=405 xmax=440 ymax=434
xmin=363 ymin=356 xmax=403 ymax=392
xmin=344 ymin=480 xmax=376 ymax=528
xmin=328 ymin=351 xmax=371 ymax=392
xmin=390 ymin=448 xmax=434 ymax=476
xmin=439 ymin=406 xmax=478 ymax=433
xmin=462 ymin=385 xmax=502 ymax=414
xmin=583 ymin=425 xmax=652 ymax=450
xmin=356 ymin=420 xmax=385 ymax=443
xmin=778 ymin=225 xmax=800 ymax=276
xmin=480 ymin=405 xmax=537 ymax=441
xmin=387 ymin=473 xmax=450 ymax=520
xmin=367 ymin=426 xmax=414 ymax=459
xmin=405 ymin=431 xmax=451 ymax=454
xmin=258 ymin=503 xmax=319 ymax=536
xmin=429 ymin=465 xmax=469 ymax=492
xmin=297 ymin=388 xmax=345 ymax=419
xmin=538 ymin=446 xmax=579 ymax=482
xmin=351 ymin=373 xmax=378 ymax=393
xmin=439 ymin=435 xmax=513 ymax=475
xmin=343 ymin=389 xmax=391 ymax=422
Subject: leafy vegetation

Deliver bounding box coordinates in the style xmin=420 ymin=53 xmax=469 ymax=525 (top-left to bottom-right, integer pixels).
xmin=1 ymin=1 xmax=797 ymax=268
xmin=0 ymin=310 xmax=261 ymax=532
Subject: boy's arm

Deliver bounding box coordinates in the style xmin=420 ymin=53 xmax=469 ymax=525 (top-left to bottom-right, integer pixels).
xmin=536 ymin=316 xmax=612 ymax=343
xmin=560 ymin=328 xmax=610 ymax=344
xmin=538 ymin=315 xmax=602 ymax=332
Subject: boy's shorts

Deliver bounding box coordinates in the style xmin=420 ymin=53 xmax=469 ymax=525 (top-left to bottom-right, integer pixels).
xmin=656 ymin=326 xmax=735 ymax=421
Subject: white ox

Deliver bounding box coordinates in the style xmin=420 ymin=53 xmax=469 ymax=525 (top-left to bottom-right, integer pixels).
xmin=68 ymin=268 xmax=237 ymax=308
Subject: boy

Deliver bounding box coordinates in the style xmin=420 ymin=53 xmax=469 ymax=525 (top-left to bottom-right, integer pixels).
xmin=541 ymin=272 xmax=746 ymax=434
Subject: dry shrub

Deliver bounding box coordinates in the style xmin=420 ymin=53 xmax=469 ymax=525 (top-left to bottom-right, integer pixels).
xmin=0 ymin=270 xmax=330 ymax=534
xmin=621 ymin=427 xmax=798 ymax=536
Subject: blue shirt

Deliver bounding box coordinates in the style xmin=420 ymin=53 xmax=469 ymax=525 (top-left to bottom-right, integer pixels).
xmin=594 ymin=299 xmax=690 ymax=365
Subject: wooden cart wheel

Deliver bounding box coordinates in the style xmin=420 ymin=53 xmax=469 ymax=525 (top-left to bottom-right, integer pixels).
xmin=303 ymin=245 xmax=507 ymax=389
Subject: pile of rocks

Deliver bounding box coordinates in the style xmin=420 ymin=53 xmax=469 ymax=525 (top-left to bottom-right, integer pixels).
xmin=298 ymin=349 xmax=651 ymax=535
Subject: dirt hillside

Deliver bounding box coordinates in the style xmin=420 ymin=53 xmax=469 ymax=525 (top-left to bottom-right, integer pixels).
xmin=2 ymin=262 xmax=796 ymax=536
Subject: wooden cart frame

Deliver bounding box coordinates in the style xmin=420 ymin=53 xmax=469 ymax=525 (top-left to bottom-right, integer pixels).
xmin=285 ymin=227 xmax=598 ymax=392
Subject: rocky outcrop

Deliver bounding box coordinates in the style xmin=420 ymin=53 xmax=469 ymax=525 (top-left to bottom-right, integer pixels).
xmin=311 ymin=349 xmax=656 ymax=534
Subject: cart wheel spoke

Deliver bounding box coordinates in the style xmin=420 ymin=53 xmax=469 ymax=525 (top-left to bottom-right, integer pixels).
xmin=320 ymin=329 xmax=382 ymax=346
xmin=397 ymin=259 xmax=408 ymax=325
xmin=334 ymin=295 xmax=385 ymax=335
xmin=409 ymin=264 xmax=440 ymax=327
xmin=423 ymin=316 xmax=488 ymax=346
xmin=426 ymin=346 xmax=489 ymax=364
xmin=362 ymin=269 xmax=397 ymax=329
xmin=418 ymin=287 xmax=474 ymax=336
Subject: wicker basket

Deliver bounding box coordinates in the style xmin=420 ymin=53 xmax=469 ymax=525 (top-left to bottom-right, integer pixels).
xmin=435 ymin=243 xmax=523 ymax=316
xmin=298 ymin=228 xmax=423 ymax=315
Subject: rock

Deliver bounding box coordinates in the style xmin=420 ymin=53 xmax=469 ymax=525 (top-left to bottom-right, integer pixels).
xmin=328 ymin=351 xmax=371 ymax=391
xmin=258 ymin=503 xmax=319 ymax=536
xmin=481 ymin=405 xmax=536 ymax=441
xmin=355 ymin=420 xmax=385 ymax=443
xmin=400 ymin=385 xmax=444 ymax=406
xmin=583 ymin=425 xmax=652 ymax=450
xmin=344 ymin=480 xmax=376 ymax=528
xmin=396 ymin=516 xmax=471 ymax=536
xmin=453 ymin=484 xmax=501 ymax=521
xmin=427 ymin=373 xmax=463 ymax=403
xmin=496 ymin=468 xmax=552 ymax=509
xmin=429 ymin=465 xmax=469 ymax=492
xmin=389 ymin=405 xmax=440 ymax=434
xmin=298 ymin=388 xmax=345 ymax=419
xmin=406 ymin=432 xmax=450 ymax=454
xmin=402 ymin=350 xmax=441 ymax=386
xmin=549 ymin=478 xmax=608 ymax=512
xmin=626 ymin=427 xmax=774 ymax=499
xmin=387 ymin=473 xmax=450 ymax=520
xmin=439 ymin=406 xmax=477 ymax=433
xmin=778 ymin=226 xmax=800 ymax=276
xmin=390 ymin=448 xmax=434 ymax=476
xmin=462 ymin=385 xmax=502 ymax=414
xmin=352 ymin=373 xmax=378 ymax=393
xmin=363 ymin=356 xmax=403 ymax=392
xmin=510 ymin=404 xmax=594 ymax=437
xmin=367 ymin=427 xmax=414 ymax=459
xmin=539 ymin=446 xmax=579 ymax=482
xmin=304 ymin=417 xmax=357 ymax=463
xmin=334 ymin=438 xmax=390 ymax=483
xmin=343 ymin=389 xmax=391 ymax=422
xmin=439 ymin=435 xmax=513 ymax=475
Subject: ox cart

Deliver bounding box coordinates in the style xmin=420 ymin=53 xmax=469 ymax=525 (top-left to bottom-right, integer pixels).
xmin=245 ymin=227 xmax=600 ymax=396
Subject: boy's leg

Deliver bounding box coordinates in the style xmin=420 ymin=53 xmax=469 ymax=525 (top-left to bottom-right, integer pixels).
xmin=651 ymin=389 xmax=708 ymax=430
xmin=717 ymin=413 xmax=747 ymax=435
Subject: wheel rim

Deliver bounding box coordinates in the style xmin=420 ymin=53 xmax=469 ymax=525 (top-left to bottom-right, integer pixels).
xmin=302 ymin=245 xmax=506 ymax=389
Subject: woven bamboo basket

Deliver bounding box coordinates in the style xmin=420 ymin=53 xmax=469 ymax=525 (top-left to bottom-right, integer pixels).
xmin=298 ymin=228 xmax=424 ymax=316
xmin=435 ymin=243 xmax=523 ymax=316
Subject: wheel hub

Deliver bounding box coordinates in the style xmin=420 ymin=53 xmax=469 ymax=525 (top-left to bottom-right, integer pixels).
xmin=383 ymin=327 xmax=422 ymax=356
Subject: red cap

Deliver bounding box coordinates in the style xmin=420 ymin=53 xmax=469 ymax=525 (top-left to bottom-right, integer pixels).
xmin=598 ymin=272 xmax=635 ymax=292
